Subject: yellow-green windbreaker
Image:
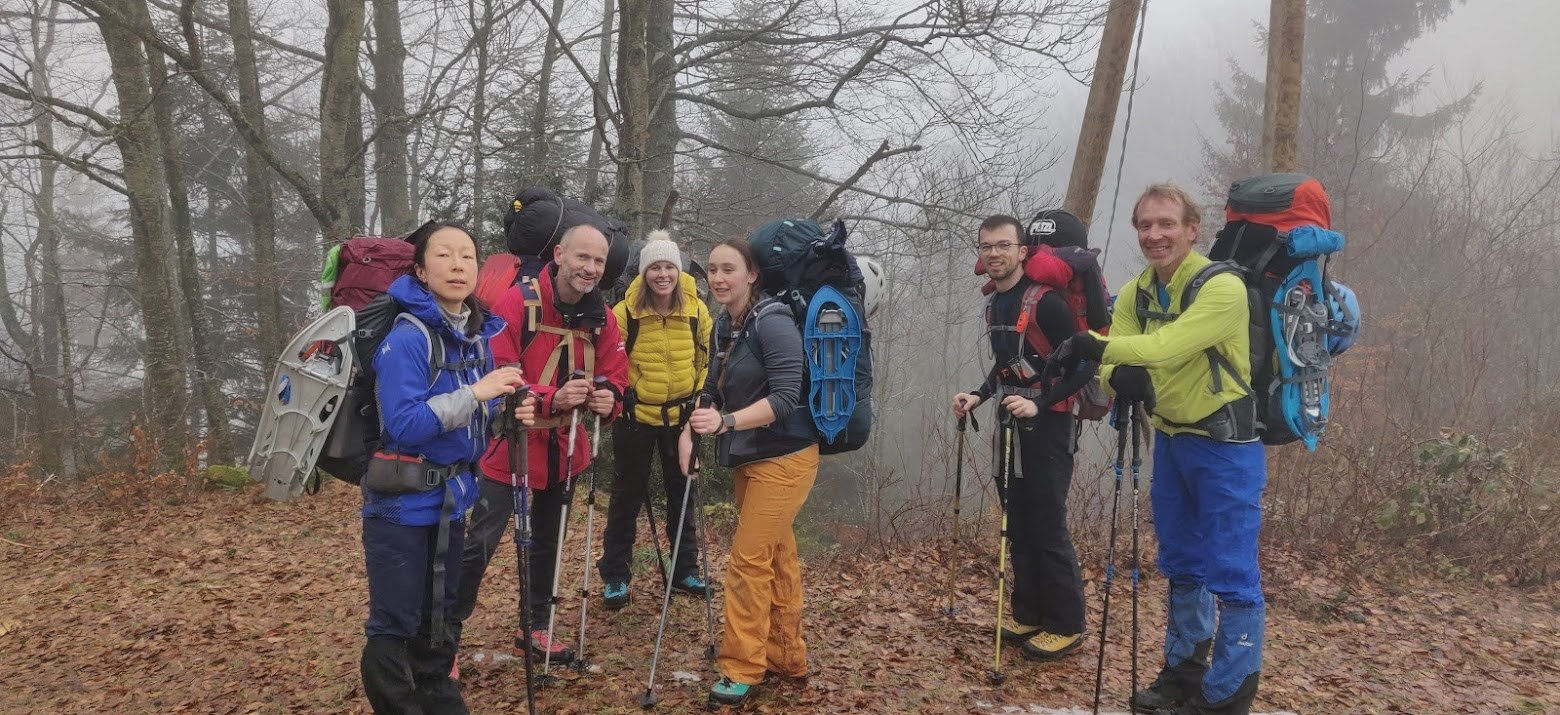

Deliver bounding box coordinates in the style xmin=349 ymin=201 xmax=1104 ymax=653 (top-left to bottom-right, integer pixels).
xmin=614 ymin=272 xmax=712 ymax=426
xmin=1100 ymin=252 xmax=1251 ymax=436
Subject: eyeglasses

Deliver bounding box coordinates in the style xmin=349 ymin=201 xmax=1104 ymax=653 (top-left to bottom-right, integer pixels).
xmin=975 ymin=241 xmax=1020 ymax=254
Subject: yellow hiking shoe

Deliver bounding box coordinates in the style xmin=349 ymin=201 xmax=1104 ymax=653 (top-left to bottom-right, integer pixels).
xmin=1021 ymin=631 xmax=1084 ymax=661
xmin=998 ymin=620 xmax=1042 ymax=643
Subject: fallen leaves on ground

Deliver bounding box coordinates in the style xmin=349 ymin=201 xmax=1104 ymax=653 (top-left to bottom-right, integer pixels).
xmin=1 ymin=483 xmax=1557 ymax=714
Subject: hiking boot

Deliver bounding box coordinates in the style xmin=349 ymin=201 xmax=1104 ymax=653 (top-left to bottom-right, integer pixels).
xmin=513 ymin=629 xmax=575 ymax=664
xmin=1021 ymin=631 xmax=1083 ymax=661
xmin=998 ymin=620 xmax=1042 ymax=643
xmin=707 ymin=677 xmax=754 ymax=708
xmin=1132 ymin=642 xmax=1212 ymax=713
xmin=672 ymin=573 xmax=712 ymax=597
xmin=1154 ymin=672 xmax=1260 ymax=715
xmin=603 ymin=581 xmax=630 ymax=610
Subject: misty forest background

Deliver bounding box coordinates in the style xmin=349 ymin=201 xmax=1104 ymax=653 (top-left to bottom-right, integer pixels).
xmin=1 ymin=0 xmax=1558 ymax=590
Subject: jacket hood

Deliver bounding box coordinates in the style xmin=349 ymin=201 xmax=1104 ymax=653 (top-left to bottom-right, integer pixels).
xmin=387 ymin=274 xmax=505 ymax=342
xmin=622 ymin=272 xmax=700 ymax=320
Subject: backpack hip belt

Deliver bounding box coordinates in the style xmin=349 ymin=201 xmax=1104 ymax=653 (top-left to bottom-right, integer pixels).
xmin=1157 ymin=395 xmax=1259 ymax=443
xmin=363 ymin=451 xmax=472 ymax=493
xmin=625 ymin=388 xmax=694 ymax=428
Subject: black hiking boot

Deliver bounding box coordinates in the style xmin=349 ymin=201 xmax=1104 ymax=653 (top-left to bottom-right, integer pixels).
xmin=1156 ymin=672 xmax=1260 ymax=715
xmin=1131 ymin=640 xmax=1212 ymax=713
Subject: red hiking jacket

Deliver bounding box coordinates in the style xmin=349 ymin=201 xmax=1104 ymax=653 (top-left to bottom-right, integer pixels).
xmin=479 ymin=263 xmax=629 ymax=490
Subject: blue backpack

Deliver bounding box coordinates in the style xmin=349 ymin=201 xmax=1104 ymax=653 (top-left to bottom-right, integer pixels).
xmin=746 ymin=219 xmax=875 ymax=454
xmin=1163 ymin=174 xmax=1361 ymax=450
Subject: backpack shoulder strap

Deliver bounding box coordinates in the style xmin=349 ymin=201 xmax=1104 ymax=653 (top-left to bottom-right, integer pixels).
xmin=1179 ymin=262 xmax=1252 ymax=397
xmin=1014 ymin=282 xmax=1057 ymax=357
xmin=393 ymin=312 xmax=445 ymax=389
xmin=625 ymin=313 xmax=641 ymax=355
xmin=1180 ymin=261 xmax=1242 ymax=313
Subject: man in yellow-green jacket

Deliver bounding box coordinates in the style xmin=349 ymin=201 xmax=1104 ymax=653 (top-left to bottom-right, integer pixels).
xmin=1051 ymin=183 xmax=1265 ymax=715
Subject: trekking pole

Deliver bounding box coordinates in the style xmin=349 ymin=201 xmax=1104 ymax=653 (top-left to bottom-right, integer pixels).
xmin=643 ymin=471 xmax=670 ymax=590
xmin=565 ymin=369 xmax=586 ymax=462
xmin=1129 ymin=402 xmax=1146 ymax=703
xmin=943 ymin=411 xmax=979 ymax=617
xmin=692 ymin=397 xmax=718 ymax=665
xmin=640 ymin=396 xmax=712 ymax=708
xmin=572 ymin=376 xmax=611 ymax=672
xmin=987 ymin=412 xmax=1015 ymax=685
xmin=505 ymin=387 xmax=538 ymax=715
xmin=1092 ymin=402 xmax=1132 ymax=715
xmin=542 ymin=370 xmax=589 ymax=678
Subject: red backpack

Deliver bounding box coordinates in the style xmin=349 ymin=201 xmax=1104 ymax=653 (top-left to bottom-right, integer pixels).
xmin=325 ymin=236 xmax=416 ymax=310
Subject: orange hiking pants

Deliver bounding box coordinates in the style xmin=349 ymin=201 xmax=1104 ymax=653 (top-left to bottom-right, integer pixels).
xmin=717 ymin=444 xmax=820 ymax=685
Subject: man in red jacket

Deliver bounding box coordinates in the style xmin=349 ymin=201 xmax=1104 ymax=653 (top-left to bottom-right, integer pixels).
xmin=451 ymin=223 xmax=629 ymax=666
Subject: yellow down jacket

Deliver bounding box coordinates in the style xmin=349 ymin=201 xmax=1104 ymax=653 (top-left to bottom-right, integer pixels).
xmin=614 ymin=272 xmax=712 ymax=427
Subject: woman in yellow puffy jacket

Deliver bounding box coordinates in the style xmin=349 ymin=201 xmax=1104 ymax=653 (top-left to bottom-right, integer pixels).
xmin=597 ymin=232 xmax=714 ymax=608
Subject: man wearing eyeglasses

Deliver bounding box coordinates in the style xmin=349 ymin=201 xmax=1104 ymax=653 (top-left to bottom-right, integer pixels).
xmin=952 ymin=212 xmax=1095 ymax=662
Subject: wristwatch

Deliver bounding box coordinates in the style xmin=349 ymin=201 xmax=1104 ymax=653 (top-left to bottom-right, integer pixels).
xmin=720 ymin=412 xmax=737 ymax=433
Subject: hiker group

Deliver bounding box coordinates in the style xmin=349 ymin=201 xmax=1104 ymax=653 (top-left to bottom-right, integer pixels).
xmin=252 ymin=171 xmax=1357 ymax=714
xmin=263 ymin=189 xmax=876 ymax=714
xmin=955 ymin=175 xmax=1357 ymax=715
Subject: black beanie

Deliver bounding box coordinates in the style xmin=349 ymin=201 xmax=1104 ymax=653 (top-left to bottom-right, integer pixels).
xmin=1026 ymin=209 xmax=1088 ymax=249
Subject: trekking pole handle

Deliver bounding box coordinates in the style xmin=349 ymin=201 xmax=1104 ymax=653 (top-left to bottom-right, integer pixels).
xmin=688 ymin=395 xmax=714 ymax=477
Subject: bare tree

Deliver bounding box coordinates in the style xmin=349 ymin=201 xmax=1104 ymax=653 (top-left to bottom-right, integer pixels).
xmin=321 ymin=0 xmax=367 ymax=243
xmin=224 ymin=0 xmax=283 ymax=371
xmin=368 ymin=0 xmax=413 ymax=233
xmin=96 ymin=0 xmax=189 ymax=469
xmin=143 ymin=11 xmax=234 ymax=465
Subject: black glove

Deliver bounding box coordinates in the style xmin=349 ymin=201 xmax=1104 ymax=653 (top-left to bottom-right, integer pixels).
xmin=1109 ymin=365 xmax=1155 ymax=411
xmin=1049 ymin=331 xmax=1105 ymax=374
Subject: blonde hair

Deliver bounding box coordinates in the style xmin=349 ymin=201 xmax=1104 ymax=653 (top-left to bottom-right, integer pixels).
xmin=1130 ymin=182 xmax=1202 ymax=228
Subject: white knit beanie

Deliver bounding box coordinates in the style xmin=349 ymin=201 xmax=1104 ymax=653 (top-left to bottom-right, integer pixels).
xmin=638 ymin=230 xmax=682 ymax=277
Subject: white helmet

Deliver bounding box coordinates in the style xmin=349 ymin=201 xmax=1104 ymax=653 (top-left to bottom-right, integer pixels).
xmin=855 ymin=255 xmax=885 ymax=318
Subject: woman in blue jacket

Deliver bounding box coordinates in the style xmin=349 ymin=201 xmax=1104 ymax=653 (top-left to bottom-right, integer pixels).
xmin=360 ymin=221 xmax=525 ymax=715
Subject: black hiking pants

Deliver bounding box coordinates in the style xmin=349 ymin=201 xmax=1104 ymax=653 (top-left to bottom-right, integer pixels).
xmin=996 ymin=409 xmax=1086 ymax=635
xmin=453 ymin=474 xmax=575 ymax=636
xmin=598 ymin=419 xmax=701 ymax=585
xmin=360 ymin=517 xmax=468 ymax=714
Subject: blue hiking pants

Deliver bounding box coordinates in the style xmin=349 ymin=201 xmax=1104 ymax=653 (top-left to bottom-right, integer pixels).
xmin=1151 ymin=431 xmax=1266 ymax=703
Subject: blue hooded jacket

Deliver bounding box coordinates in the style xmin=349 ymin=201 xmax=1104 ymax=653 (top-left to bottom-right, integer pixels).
xmin=363 ymin=275 xmax=505 ymax=526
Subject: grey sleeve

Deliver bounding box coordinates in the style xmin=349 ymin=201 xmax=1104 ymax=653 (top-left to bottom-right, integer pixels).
xmin=754 ymin=308 xmax=805 ymax=420
xmin=425 ymin=385 xmax=480 ymax=431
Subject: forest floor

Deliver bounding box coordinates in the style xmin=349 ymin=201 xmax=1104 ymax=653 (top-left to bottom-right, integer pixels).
xmin=2 ymin=478 xmax=1558 ymax=715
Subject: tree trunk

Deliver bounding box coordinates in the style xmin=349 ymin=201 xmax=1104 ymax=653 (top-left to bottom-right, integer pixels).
xmin=145 ymin=23 xmax=235 ymax=466
xmin=468 ymin=0 xmax=492 ymax=231
xmin=348 ymin=86 xmax=367 ymax=231
xmin=583 ymin=0 xmax=616 ymax=205
xmin=615 ymin=0 xmax=649 ymax=237
xmin=30 ymin=1 xmax=76 ymax=478
xmin=369 ymin=0 xmax=412 ymax=233
xmin=642 ymin=0 xmax=677 ymax=227
xmin=98 ymin=6 xmax=190 ymax=470
xmin=1264 ymin=0 xmax=1306 ymax=173
xmin=227 ymin=0 xmax=283 ymax=375
xmin=1064 ymin=0 xmax=1142 ymax=226
xmin=320 ymin=0 xmax=366 ymax=245
xmin=529 ymin=0 xmax=567 ymax=186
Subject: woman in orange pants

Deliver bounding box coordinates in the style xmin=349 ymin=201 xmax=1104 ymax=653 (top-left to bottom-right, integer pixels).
xmin=682 ymin=238 xmax=819 ymax=708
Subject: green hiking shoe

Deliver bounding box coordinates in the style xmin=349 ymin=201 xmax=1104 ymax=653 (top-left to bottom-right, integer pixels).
xmin=707 ymin=677 xmax=754 ymax=708
xmin=603 ymin=581 xmax=630 ymax=610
